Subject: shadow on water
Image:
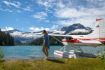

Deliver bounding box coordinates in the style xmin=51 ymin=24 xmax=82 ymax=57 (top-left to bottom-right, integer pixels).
xmin=47 ymin=57 xmax=65 ymax=64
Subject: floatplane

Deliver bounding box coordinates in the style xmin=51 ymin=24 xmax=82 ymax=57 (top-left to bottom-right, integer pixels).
xmin=49 ymin=18 xmax=105 ymax=58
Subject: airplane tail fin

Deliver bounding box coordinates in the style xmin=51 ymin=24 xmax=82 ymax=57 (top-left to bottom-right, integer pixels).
xmin=96 ymin=18 xmax=105 ymax=39
xmin=90 ymin=18 xmax=105 ymax=39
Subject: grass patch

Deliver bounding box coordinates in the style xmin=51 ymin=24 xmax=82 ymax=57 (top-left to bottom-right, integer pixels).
xmin=0 ymin=58 xmax=105 ymax=70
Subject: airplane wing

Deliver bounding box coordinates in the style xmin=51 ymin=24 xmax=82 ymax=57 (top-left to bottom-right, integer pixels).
xmin=49 ymin=34 xmax=72 ymax=37
xmin=35 ymin=33 xmax=72 ymax=37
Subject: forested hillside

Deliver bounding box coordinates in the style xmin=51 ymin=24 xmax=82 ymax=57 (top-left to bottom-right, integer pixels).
xmin=0 ymin=29 xmax=14 ymax=46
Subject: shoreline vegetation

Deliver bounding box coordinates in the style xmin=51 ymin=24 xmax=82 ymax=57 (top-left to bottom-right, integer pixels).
xmin=0 ymin=58 xmax=105 ymax=70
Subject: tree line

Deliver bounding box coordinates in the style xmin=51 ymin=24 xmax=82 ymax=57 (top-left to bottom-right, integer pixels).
xmin=0 ymin=29 xmax=14 ymax=46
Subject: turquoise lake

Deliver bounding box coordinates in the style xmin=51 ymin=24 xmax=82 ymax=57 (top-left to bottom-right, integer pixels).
xmin=0 ymin=46 xmax=105 ymax=59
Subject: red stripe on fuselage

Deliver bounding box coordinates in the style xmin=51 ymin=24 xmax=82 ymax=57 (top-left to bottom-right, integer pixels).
xmin=62 ymin=38 xmax=105 ymax=43
xmin=62 ymin=39 xmax=80 ymax=43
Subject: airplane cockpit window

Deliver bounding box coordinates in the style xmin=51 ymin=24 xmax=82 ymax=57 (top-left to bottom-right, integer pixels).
xmin=65 ymin=37 xmax=73 ymax=40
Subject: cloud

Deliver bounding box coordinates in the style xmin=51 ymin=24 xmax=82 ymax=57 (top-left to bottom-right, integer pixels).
xmin=1 ymin=27 xmax=14 ymax=31
xmin=37 ymin=0 xmax=53 ymax=9
xmin=29 ymin=27 xmax=49 ymax=32
xmin=37 ymin=0 xmax=49 ymax=7
xmin=1 ymin=0 xmax=105 ymax=29
xmin=50 ymin=25 xmax=59 ymax=30
xmin=56 ymin=19 xmax=76 ymax=26
xmin=55 ymin=7 xmax=105 ymax=19
xmin=56 ymin=16 xmax=105 ymax=28
xmin=36 ymin=0 xmax=105 ymax=27
xmin=74 ymin=16 xmax=97 ymax=27
xmin=6 ymin=27 xmax=14 ymax=30
xmin=29 ymin=25 xmax=60 ymax=32
xmin=55 ymin=7 xmax=105 ymax=27
xmin=3 ymin=1 xmax=21 ymax=8
xmin=56 ymin=1 xmax=66 ymax=8
xmin=53 ymin=0 xmax=105 ymax=27
xmin=22 ymin=6 xmax=33 ymax=12
xmin=32 ymin=12 xmax=47 ymax=20
xmin=29 ymin=27 xmax=43 ymax=32
xmin=56 ymin=8 xmax=86 ymax=18
xmin=86 ymin=0 xmax=105 ymax=7
xmin=2 ymin=1 xmax=34 ymax=12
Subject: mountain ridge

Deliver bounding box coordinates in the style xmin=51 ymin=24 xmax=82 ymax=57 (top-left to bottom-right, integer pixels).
xmin=1 ymin=24 xmax=92 ymax=45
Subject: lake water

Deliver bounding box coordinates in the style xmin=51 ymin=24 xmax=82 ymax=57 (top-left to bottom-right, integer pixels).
xmin=0 ymin=46 xmax=105 ymax=59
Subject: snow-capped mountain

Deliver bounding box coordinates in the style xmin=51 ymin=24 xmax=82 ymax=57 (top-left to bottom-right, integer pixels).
xmin=70 ymin=29 xmax=90 ymax=34
xmin=61 ymin=23 xmax=92 ymax=34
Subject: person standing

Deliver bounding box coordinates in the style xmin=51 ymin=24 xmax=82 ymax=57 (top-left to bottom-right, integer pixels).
xmin=42 ymin=30 xmax=50 ymax=59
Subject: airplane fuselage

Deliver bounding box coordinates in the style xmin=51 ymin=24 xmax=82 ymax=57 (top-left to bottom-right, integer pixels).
xmin=62 ymin=35 xmax=105 ymax=46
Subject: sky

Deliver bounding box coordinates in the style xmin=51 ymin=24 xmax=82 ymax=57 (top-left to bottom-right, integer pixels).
xmin=0 ymin=0 xmax=105 ymax=32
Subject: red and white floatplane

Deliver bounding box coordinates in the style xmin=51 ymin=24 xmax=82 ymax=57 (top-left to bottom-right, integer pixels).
xmin=49 ymin=18 xmax=105 ymax=58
